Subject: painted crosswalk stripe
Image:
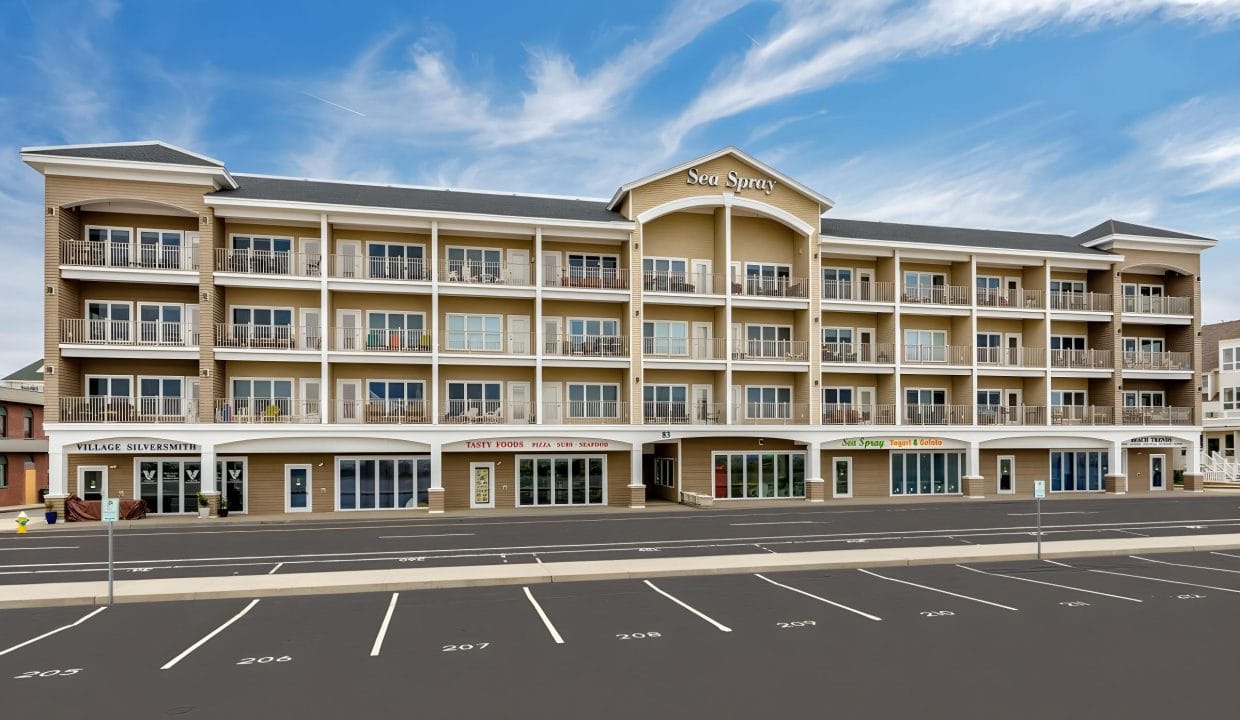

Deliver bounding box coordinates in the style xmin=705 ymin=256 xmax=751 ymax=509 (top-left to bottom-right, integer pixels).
xmin=370 ymin=593 xmax=399 ymax=657
xmin=0 ymin=607 xmax=107 ymax=657
xmin=858 ymin=568 xmax=1018 ymax=611
xmin=755 ymin=573 xmax=882 ymax=621
xmin=523 ymin=586 xmax=564 ymax=644
xmin=956 ymin=564 xmax=1141 ymax=602
xmin=644 ymin=580 xmax=732 ymax=632
xmin=161 ymin=599 xmax=259 ymax=670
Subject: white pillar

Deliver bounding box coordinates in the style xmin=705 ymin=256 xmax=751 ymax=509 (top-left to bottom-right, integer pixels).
xmin=1109 ymin=440 xmax=1124 ymax=476
xmin=534 ymin=227 xmax=544 ymax=424
xmin=319 ymin=212 xmax=330 ymax=424
xmin=805 ymin=440 xmax=824 ymax=502
xmin=723 ymin=197 xmax=734 ymax=425
xmin=1186 ymin=437 xmax=1202 ymax=474
xmin=892 ymin=249 xmax=903 ymax=425
xmin=430 ymin=221 xmax=440 ymax=425
xmin=200 ymin=446 xmax=218 ymax=494
xmin=629 ymin=443 xmax=645 ymax=508
xmin=428 ymin=444 xmax=444 ymax=513
xmin=47 ymin=447 xmax=67 ymax=496
xmin=967 ymin=441 xmax=981 ymax=478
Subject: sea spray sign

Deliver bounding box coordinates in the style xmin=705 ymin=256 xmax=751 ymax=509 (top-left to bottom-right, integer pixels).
xmin=686 ymin=167 xmax=777 ymax=195
xmin=833 ymin=437 xmax=960 ymax=450
xmin=73 ymin=441 xmax=200 ymax=454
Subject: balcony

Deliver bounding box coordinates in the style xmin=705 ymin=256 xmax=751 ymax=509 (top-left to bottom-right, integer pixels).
xmin=1121 ymin=406 xmax=1195 ymax=426
xmin=1121 ymin=351 xmax=1192 ymax=371
xmin=976 ymin=347 xmax=1045 ymax=369
xmin=544 ymin=335 xmax=629 ymax=358
xmin=61 ymin=240 xmax=198 ymax=271
xmin=901 ymin=285 xmax=970 ymax=306
xmin=60 ymin=319 xmax=198 ymax=348
xmin=821 ymin=404 xmax=897 ymax=425
xmin=332 ymin=328 xmax=431 ymax=354
xmin=977 ymin=288 xmax=1044 ymax=310
xmin=731 ymin=340 xmax=810 ymax=362
xmin=732 ymin=276 xmax=809 ymax=299
xmin=545 ymin=266 xmax=628 ymax=291
xmin=328 ymin=255 xmax=429 ymax=281
xmin=1049 ymin=405 xmax=1114 ymax=425
xmin=976 ymin=405 xmax=1047 ymax=426
xmin=735 ymin=403 xmax=811 ymax=425
xmin=214 ymin=398 xmax=320 ymax=424
xmin=1051 ymin=349 xmax=1113 ymax=369
xmin=545 ymin=402 xmax=630 ymax=425
xmin=61 ymin=397 xmax=198 ymax=423
xmin=822 ymin=280 xmax=895 ymax=303
xmin=642 ymin=338 xmax=727 ymax=361
xmin=357 ymin=400 xmax=430 ymax=424
xmin=642 ymin=271 xmax=724 ymax=295
xmin=441 ymin=332 xmax=532 ymax=355
xmin=439 ymin=260 xmax=531 ymax=286
xmin=1049 ymin=292 xmax=1112 ymax=313
xmin=903 ymin=345 xmax=971 ymax=365
xmin=441 ymin=401 xmax=529 ymax=424
xmin=643 ymin=401 xmax=723 ymax=425
xmin=820 ymin=343 xmax=896 ymax=364
xmin=1122 ymin=295 xmax=1192 ymax=316
xmin=214 ymin=249 xmax=321 ymax=277
xmin=903 ymin=405 xmax=973 ymax=425
xmin=214 ymin=325 xmax=321 ymax=351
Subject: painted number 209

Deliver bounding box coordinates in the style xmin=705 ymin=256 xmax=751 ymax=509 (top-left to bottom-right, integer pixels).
xmin=236 ymin=656 xmax=292 ymax=665
xmin=14 ymin=669 xmax=80 ymax=679
xmin=777 ymin=621 xmax=817 ymax=628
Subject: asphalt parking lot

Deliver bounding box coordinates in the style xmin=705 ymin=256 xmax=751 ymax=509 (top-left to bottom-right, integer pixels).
xmin=3 ymin=550 xmax=1240 ymax=718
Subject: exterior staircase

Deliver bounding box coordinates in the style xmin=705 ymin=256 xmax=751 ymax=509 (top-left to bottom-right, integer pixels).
xmin=1203 ymin=451 xmax=1240 ymax=488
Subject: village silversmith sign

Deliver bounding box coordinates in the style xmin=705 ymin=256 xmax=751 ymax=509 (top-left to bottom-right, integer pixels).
xmin=686 ymin=167 xmax=777 ymax=195
xmin=73 ymin=441 xmax=201 ymax=454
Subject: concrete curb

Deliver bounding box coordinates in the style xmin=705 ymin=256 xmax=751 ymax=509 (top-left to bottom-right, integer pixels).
xmin=5 ymin=533 xmax=1240 ymax=609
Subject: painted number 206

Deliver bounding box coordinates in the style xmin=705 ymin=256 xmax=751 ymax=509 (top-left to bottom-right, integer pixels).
xmin=14 ymin=669 xmax=80 ymax=679
xmin=236 ymin=656 xmax=292 ymax=665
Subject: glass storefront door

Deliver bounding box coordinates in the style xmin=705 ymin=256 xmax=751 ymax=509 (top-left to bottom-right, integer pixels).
xmin=217 ymin=459 xmax=246 ymax=513
xmin=137 ymin=458 xmax=201 ymax=514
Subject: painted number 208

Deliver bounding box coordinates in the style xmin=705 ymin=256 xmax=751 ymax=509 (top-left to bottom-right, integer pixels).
xmin=616 ymin=632 xmax=662 ymax=640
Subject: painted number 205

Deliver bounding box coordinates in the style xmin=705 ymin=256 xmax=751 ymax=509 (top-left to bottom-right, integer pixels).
xmin=14 ymin=669 xmax=80 ymax=679
xmin=236 ymin=656 xmax=292 ymax=665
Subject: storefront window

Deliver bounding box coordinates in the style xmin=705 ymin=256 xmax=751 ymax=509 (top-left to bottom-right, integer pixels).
xmin=517 ymin=455 xmax=606 ymax=507
xmin=712 ymin=452 xmax=806 ymax=499
xmin=890 ymin=452 xmax=965 ymax=496
xmin=1050 ymin=451 xmax=1108 ymax=492
xmin=337 ymin=457 xmax=429 ymax=510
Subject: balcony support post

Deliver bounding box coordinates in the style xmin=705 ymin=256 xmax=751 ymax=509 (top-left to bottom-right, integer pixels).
xmin=431 ymin=221 xmax=440 ymax=426
xmin=628 ymin=443 xmax=645 ymax=509
xmin=200 ymin=445 xmax=219 ymax=514
xmin=319 ymin=212 xmax=330 ymax=425
xmin=428 ymin=444 xmax=445 ymax=513
xmin=1105 ymin=439 xmax=1127 ymax=493
xmin=963 ymin=441 xmax=985 ymax=498
xmin=46 ymin=446 xmax=68 ymax=516
xmin=534 ymin=226 xmax=544 ymax=425
xmin=805 ymin=441 xmax=824 ymax=502
xmin=1184 ymin=438 xmax=1204 ymax=492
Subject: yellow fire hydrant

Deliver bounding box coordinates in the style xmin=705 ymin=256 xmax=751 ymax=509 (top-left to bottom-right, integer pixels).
xmin=16 ymin=511 xmax=29 ymax=535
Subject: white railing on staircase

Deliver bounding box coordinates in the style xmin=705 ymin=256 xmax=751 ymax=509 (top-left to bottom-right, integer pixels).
xmin=1204 ymin=451 xmax=1240 ymax=482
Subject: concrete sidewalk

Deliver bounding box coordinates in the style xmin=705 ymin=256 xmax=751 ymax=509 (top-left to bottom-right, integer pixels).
xmin=4 ymin=532 xmax=1240 ymax=609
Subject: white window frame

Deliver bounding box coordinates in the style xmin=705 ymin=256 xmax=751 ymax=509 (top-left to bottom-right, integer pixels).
xmin=335 ymin=456 xmax=429 ymax=511
xmin=889 ymin=451 xmax=965 ymax=497
xmin=744 ymin=385 xmax=793 ymax=419
xmin=515 ymin=455 xmax=609 ymax=507
xmin=642 ymin=320 xmax=688 ymax=356
xmin=712 ymin=451 xmax=807 ymax=499
xmin=832 ymin=456 xmax=853 ymax=498
xmin=904 ymin=329 xmax=947 ymax=362
xmin=445 ymin=245 xmax=503 ymax=282
xmin=997 ymin=455 xmax=1016 ymax=495
xmin=566 ymin=383 xmax=621 ymax=419
xmin=229 ymin=377 xmax=295 ymax=418
xmin=445 ymin=380 xmax=503 ymax=420
xmin=85 ymin=374 xmax=133 ymax=398
xmin=85 ymin=225 xmax=133 ymax=267
xmin=363 ymin=240 xmax=426 ymax=279
xmin=284 ymin=464 xmax=313 ymax=513
xmin=77 ymin=465 xmax=109 ymax=501
xmin=445 ymin=313 xmax=503 ymax=352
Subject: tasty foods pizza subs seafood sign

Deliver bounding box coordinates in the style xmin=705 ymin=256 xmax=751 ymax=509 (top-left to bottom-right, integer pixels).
xmin=686 ymin=167 xmax=777 ymax=195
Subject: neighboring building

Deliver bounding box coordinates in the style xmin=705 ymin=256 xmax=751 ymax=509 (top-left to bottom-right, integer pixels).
xmin=21 ymin=141 xmax=1216 ymax=517
xmin=1201 ymin=319 xmax=1240 ymax=479
xmin=0 ymin=386 xmax=48 ymax=506
xmin=1 ymin=359 xmax=45 ymax=392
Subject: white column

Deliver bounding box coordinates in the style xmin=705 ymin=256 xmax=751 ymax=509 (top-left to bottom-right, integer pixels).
xmin=723 ymin=197 xmax=734 ymax=425
xmin=431 ymin=221 xmax=440 ymax=425
xmin=968 ymin=254 xmax=978 ymax=426
xmin=967 ymin=441 xmax=981 ymax=478
xmin=319 ymin=212 xmax=330 ymax=424
xmin=200 ymin=446 xmax=218 ymax=494
xmin=892 ymin=249 xmax=903 ymax=425
xmin=1109 ymin=439 xmax=1124 ymax=476
xmin=534 ymin=227 xmax=544 ymax=424
xmin=47 ymin=446 xmax=67 ymax=496
xmin=629 ymin=443 xmax=645 ymax=508
xmin=428 ymin=444 xmax=444 ymax=513
xmin=1186 ymin=437 xmax=1202 ymax=474
xmin=806 ymin=440 xmax=823 ymax=502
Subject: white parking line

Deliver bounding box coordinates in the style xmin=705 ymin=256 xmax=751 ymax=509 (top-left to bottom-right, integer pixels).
xmin=732 ymin=521 xmax=825 ymax=526
xmin=268 ymin=562 xmax=283 ymax=575
xmin=857 ymin=568 xmax=1019 ymax=611
xmin=955 ymin=565 xmax=1142 ymax=602
xmin=523 ymin=587 xmax=564 ymax=644
xmin=161 ymin=599 xmax=259 ymax=670
xmin=1043 ymin=559 xmax=1074 ymax=568
xmin=0 ymin=607 xmax=107 ymax=657
xmin=1132 ymin=555 xmax=1240 ymax=575
xmin=370 ymin=593 xmax=399 ymax=657
xmin=376 ymin=533 xmax=477 ymax=539
xmin=1007 ymin=512 xmax=1097 ymax=516
xmin=0 ymin=546 xmax=79 ymax=552
xmin=754 ymin=574 xmax=882 ymax=621
xmin=1210 ymin=551 xmax=1240 ymax=562
xmin=1087 ymin=569 xmax=1240 ymax=594
xmin=644 ymin=580 xmax=733 ymax=632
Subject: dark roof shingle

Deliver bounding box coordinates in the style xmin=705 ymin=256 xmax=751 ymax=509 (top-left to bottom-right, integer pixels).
xmin=2 ymin=359 xmax=43 ymax=382
xmin=28 ymin=143 xmax=221 ymax=167
xmin=820 ymin=218 xmax=1109 ymax=255
xmin=210 ymin=175 xmax=626 ymax=224
xmin=1076 ymin=219 xmax=1212 ymax=243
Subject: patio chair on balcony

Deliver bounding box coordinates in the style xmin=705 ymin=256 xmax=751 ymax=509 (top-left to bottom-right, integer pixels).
xmin=482 ymin=406 xmax=503 ymax=422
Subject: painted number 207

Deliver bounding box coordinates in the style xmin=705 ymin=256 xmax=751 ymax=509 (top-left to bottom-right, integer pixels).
xmin=14 ymin=669 xmax=80 ymax=679
xmin=443 ymin=643 xmax=490 ymax=652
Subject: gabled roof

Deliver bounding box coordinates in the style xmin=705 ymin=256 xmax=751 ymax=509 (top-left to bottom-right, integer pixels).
xmin=1202 ymin=321 xmax=1240 ymax=373
xmin=2 ymin=360 xmax=43 ymax=382
xmin=20 ymin=141 xmax=224 ymax=167
xmin=607 ymin=146 xmax=835 ymax=212
xmin=820 ymin=218 xmax=1112 ymax=256
xmin=209 ymin=175 xmax=627 ymax=224
xmin=1076 ymin=219 xmax=1213 ymax=243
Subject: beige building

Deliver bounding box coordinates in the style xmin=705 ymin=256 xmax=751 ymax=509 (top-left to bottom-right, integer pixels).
xmin=22 ymin=142 xmax=1216 ymax=516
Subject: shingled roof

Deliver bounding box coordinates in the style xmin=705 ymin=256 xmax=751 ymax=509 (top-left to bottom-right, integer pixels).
xmin=210 ymin=175 xmax=627 ymax=224
xmin=820 ymin=218 xmax=1111 ymax=255
xmin=1076 ymin=219 xmax=1213 ymax=243
xmin=24 ymin=142 xmax=223 ymax=167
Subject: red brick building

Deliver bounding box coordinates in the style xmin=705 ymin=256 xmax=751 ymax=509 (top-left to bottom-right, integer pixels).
xmin=0 ymin=387 xmax=48 ymax=507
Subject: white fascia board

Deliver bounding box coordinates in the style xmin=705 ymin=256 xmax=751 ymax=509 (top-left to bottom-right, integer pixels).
xmin=821 ymin=235 xmax=1123 ymax=265
xmin=607 ymin=146 xmax=835 ymax=211
xmin=1082 ymin=234 xmax=1217 ymax=252
xmin=23 ymin=153 xmax=237 ymax=190
xmin=205 ymin=196 xmax=636 ymax=234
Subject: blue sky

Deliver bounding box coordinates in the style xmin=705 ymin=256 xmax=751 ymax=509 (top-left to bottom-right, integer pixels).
xmin=2 ymin=0 xmax=1240 ymax=375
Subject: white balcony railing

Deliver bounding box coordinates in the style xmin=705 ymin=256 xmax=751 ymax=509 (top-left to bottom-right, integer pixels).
xmin=545 ymin=266 xmax=628 ymax=290
xmin=1121 ymin=406 xmax=1194 ymax=425
xmin=976 ymin=405 xmax=1047 ymax=426
xmin=643 ymin=401 xmax=723 ymax=425
xmin=821 ymin=343 xmax=896 ymax=364
xmin=732 ymin=276 xmax=809 ymax=299
xmin=215 ymin=249 xmax=321 ymax=277
xmin=1051 ymin=349 xmax=1113 ymax=369
xmin=1050 ymin=405 xmax=1114 ymax=425
xmin=214 ymin=325 xmax=321 ymax=350
xmin=642 ymin=271 xmax=724 ymax=295
xmin=331 ymin=328 xmax=432 ymax=353
xmin=60 ymin=397 xmax=199 ymax=423
xmin=904 ymin=405 xmax=973 ymax=425
xmin=357 ymin=400 xmax=431 ymax=424
xmin=976 ymin=346 xmax=1045 ymax=368
xmin=1049 ymin=291 xmax=1112 ymax=312
xmin=543 ymin=402 xmax=629 ymax=424
xmin=821 ymin=404 xmax=897 ymax=425
xmin=822 ymin=280 xmax=895 ymax=303
xmin=214 ymin=398 xmax=321 ymax=423
xmin=642 ymin=337 xmax=728 ymax=360
xmin=731 ymin=340 xmax=810 ymax=361
xmin=903 ymin=345 xmax=972 ymax=365
xmin=441 ymin=332 xmax=532 ymax=355
xmin=329 ymin=255 xmax=430 ymax=281
xmin=61 ymin=240 xmax=198 ymax=271
xmin=902 ymin=285 xmax=971 ymax=305
xmin=439 ymin=260 xmax=531 ymax=286
xmin=976 ymin=288 xmax=1044 ymax=309
xmin=1121 ymin=351 xmax=1192 ymax=371
xmin=544 ymin=335 xmax=629 ymax=358
xmin=1122 ymin=295 xmax=1192 ymax=316
xmin=61 ymin=319 xmax=197 ymax=347
xmin=441 ymin=400 xmax=530 ymax=424
xmin=735 ymin=403 xmax=811 ymax=425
